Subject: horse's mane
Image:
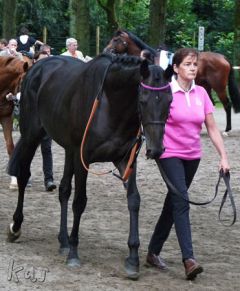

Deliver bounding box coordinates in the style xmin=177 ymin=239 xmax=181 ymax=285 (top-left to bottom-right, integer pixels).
xmin=116 ymin=29 xmax=157 ymax=56
xmin=94 ymin=53 xmax=142 ymax=66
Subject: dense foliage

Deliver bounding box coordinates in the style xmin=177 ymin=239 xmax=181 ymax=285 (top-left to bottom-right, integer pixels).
xmin=0 ymin=0 xmax=238 ymax=61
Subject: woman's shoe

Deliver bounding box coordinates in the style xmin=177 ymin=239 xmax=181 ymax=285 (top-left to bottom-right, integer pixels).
xmin=184 ymin=258 xmax=203 ymax=280
xmin=146 ymin=253 xmax=167 ymax=270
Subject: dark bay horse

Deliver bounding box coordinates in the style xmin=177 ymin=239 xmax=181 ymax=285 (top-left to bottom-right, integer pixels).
xmin=7 ymin=54 xmax=172 ymax=279
xmin=105 ymin=29 xmax=240 ymax=132
xmin=0 ymin=56 xmax=28 ymax=156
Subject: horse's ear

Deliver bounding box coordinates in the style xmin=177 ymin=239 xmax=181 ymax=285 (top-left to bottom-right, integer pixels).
xmin=140 ymin=59 xmax=150 ymax=79
xmin=164 ymin=64 xmax=174 ymax=82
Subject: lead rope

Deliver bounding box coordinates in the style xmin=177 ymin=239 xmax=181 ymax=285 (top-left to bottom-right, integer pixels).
xmin=158 ymin=163 xmax=237 ymax=226
xmin=80 ymin=101 xmax=143 ymax=181
xmin=79 ymin=63 xmax=143 ymax=182
xmin=80 ymin=98 xmax=112 ymax=176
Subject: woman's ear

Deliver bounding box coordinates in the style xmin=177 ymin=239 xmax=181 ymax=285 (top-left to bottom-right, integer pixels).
xmin=173 ymin=64 xmax=178 ymax=75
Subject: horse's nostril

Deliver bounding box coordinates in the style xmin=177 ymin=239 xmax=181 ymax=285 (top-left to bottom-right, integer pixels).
xmin=146 ymin=149 xmax=162 ymax=159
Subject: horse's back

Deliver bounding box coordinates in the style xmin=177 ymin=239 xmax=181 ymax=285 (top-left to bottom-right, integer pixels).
xmin=197 ymin=52 xmax=230 ymax=89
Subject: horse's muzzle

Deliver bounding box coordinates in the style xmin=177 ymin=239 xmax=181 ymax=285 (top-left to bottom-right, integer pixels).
xmin=146 ymin=148 xmax=164 ymax=159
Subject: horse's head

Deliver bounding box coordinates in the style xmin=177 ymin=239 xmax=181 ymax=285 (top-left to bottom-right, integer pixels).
xmin=104 ymin=31 xmax=129 ymax=55
xmin=0 ymin=57 xmax=28 ymax=100
xmin=139 ymin=62 xmax=173 ymax=159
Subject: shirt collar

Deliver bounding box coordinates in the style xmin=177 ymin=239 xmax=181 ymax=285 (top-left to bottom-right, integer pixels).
xmin=171 ymin=77 xmax=195 ymax=93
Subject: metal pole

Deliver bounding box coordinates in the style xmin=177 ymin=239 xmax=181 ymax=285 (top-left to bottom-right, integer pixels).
xmin=96 ymin=26 xmax=100 ymax=56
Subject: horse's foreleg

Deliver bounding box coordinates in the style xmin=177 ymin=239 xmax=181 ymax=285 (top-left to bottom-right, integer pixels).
xmin=125 ymin=163 xmax=140 ymax=279
xmin=66 ymin=154 xmax=88 ymax=267
xmin=58 ymin=150 xmax=74 ymax=255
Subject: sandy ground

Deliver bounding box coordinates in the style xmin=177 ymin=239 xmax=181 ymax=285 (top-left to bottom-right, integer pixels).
xmin=0 ymin=108 xmax=240 ymax=291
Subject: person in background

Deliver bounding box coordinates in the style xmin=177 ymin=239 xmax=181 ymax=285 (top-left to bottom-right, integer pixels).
xmin=16 ymin=26 xmax=44 ymax=57
xmin=33 ymin=50 xmax=57 ymax=192
xmin=0 ymin=39 xmax=23 ymax=60
xmin=140 ymin=49 xmax=154 ymax=64
xmin=0 ymin=38 xmax=8 ymax=51
xmin=61 ymin=37 xmax=86 ymax=61
xmin=39 ymin=44 xmax=52 ymax=56
xmin=146 ymin=48 xmax=230 ymax=280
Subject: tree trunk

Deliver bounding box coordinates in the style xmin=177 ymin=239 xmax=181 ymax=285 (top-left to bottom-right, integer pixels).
xmin=233 ymin=0 xmax=240 ymax=66
xmin=2 ymin=0 xmax=17 ymax=39
xmin=149 ymin=0 xmax=167 ymax=48
xmin=97 ymin=0 xmax=119 ymax=36
xmin=69 ymin=0 xmax=90 ymax=56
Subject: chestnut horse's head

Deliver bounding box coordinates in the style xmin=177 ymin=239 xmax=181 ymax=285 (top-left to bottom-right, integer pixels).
xmin=104 ymin=29 xmax=157 ymax=58
xmin=0 ymin=56 xmax=28 ymax=100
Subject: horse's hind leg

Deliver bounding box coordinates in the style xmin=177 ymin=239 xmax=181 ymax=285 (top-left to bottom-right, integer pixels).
xmin=1 ymin=116 xmax=14 ymax=156
xmin=216 ymin=90 xmax=232 ymax=132
xmin=58 ymin=150 xmax=74 ymax=255
xmin=67 ymin=152 xmax=88 ymax=267
xmin=7 ymin=136 xmax=43 ymax=242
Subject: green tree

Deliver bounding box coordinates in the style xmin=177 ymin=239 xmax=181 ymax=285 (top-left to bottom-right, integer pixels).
xmin=149 ymin=0 xmax=167 ymax=47
xmin=69 ymin=0 xmax=90 ymax=55
xmin=97 ymin=0 xmax=119 ymax=36
xmin=233 ymin=0 xmax=240 ymax=66
xmin=2 ymin=0 xmax=17 ymax=39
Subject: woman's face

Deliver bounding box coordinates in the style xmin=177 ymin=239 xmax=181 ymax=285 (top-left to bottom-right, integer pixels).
xmin=173 ymin=55 xmax=198 ymax=82
xmin=68 ymin=42 xmax=78 ymax=53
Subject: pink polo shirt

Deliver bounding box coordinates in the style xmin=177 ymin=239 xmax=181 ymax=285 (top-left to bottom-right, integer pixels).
xmin=160 ymin=78 xmax=214 ymax=160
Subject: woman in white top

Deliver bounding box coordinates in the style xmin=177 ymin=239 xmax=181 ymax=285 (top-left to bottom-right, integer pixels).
xmin=61 ymin=38 xmax=86 ymax=61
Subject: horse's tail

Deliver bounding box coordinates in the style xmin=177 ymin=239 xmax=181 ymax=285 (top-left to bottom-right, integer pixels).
xmin=7 ymin=137 xmax=23 ymax=177
xmin=228 ymin=66 xmax=240 ymax=113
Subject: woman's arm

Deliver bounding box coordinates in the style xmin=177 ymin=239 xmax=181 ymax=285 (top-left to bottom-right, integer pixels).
xmin=204 ymin=113 xmax=230 ymax=173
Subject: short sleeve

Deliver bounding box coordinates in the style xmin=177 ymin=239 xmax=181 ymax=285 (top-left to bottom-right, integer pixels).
xmin=202 ymin=87 xmax=214 ymax=115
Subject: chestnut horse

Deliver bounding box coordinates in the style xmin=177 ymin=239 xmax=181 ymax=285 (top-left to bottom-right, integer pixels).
xmin=0 ymin=56 xmax=28 ymax=156
xmin=105 ymin=29 xmax=240 ymax=132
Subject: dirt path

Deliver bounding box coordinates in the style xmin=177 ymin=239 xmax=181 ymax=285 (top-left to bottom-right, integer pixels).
xmin=0 ymin=108 xmax=240 ymax=291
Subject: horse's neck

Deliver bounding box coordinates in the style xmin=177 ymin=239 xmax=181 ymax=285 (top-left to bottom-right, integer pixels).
xmin=128 ymin=47 xmax=141 ymax=56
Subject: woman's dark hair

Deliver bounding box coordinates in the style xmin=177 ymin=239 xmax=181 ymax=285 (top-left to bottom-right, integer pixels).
xmin=19 ymin=27 xmax=29 ymax=35
xmin=0 ymin=38 xmax=8 ymax=46
xmin=172 ymin=48 xmax=198 ymax=67
xmin=33 ymin=51 xmax=49 ymax=61
xmin=140 ymin=49 xmax=155 ymax=64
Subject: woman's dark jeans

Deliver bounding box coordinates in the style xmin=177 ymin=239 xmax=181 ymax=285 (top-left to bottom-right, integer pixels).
xmin=148 ymin=157 xmax=200 ymax=261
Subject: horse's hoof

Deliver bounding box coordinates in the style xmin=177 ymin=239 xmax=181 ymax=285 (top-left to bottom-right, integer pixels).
xmin=59 ymin=247 xmax=70 ymax=256
xmin=66 ymin=258 xmax=81 ymax=268
xmin=125 ymin=259 xmax=139 ymax=280
xmin=7 ymin=223 xmax=21 ymax=242
xmin=222 ymin=131 xmax=229 ymax=137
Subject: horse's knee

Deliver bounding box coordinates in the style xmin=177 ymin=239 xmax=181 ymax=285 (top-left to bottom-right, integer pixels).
xmin=72 ymin=196 xmax=87 ymax=213
xmin=59 ymin=183 xmax=72 ymax=202
xmin=6 ymin=142 xmax=14 ymax=156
